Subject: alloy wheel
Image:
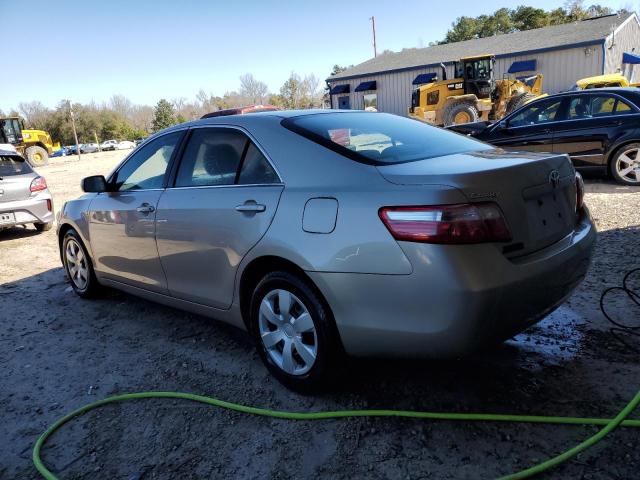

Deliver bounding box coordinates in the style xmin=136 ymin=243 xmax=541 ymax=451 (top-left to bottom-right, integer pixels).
xmin=65 ymin=238 xmax=89 ymax=290
xmin=616 ymin=148 xmax=640 ymax=184
xmin=258 ymin=289 xmax=318 ymax=375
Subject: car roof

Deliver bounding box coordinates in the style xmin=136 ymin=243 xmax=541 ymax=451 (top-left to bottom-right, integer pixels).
xmin=552 ymin=87 xmax=640 ymax=97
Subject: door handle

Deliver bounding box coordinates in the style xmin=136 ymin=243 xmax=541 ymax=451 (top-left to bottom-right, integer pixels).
xmin=235 ymin=202 xmax=266 ymax=213
xmin=136 ymin=203 xmax=155 ymax=214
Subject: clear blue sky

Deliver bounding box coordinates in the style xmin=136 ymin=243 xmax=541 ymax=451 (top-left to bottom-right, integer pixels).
xmin=1 ymin=0 xmax=635 ymax=109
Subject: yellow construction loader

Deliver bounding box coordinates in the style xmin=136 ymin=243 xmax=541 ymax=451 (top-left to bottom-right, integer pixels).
xmin=409 ymin=54 xmax=545 ymax=126
xmin=0 ymin=116 xmax=61 ymax=166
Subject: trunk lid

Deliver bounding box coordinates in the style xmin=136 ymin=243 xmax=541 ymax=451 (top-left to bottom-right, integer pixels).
xmin=376 ymin=149 xmax=577 ymax=257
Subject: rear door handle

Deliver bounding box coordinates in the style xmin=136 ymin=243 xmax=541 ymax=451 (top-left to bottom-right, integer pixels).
xmin=235 ymin=203 xmax=266 ymax=213
xmin=136 ymin=203 xmax=155 ymax=214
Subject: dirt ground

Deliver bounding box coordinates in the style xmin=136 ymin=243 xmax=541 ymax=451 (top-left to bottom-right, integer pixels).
xmin=1 ymin=151 xmax=639 ymax=479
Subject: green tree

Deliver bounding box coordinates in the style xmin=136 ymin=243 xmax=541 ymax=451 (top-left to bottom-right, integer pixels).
xmin=511 ymin=6 xmax=549 ymax=30
xmin=279 ymin=73 xmax=303 ymax=109
xmin=151 ymin=99 xmax=176 ymax=132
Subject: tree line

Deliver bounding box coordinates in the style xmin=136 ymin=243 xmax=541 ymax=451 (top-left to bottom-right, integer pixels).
xmin=439 ymin=1 xmax=627 ymax=44
xmin=1 ymin=72 xmax=324 ymax=145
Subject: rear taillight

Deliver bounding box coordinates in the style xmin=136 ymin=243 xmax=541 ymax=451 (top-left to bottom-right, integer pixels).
xmin=575 ymin=171 xmax=585 ymax=212
xmin=30 ymin=176 xmax=47 ymax=192
xmin=379 ymin=203 xmax=512 ymax=244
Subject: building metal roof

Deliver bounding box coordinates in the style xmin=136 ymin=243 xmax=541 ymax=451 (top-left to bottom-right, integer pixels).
xmin=328 ymin=14 xmax=632 ymax=82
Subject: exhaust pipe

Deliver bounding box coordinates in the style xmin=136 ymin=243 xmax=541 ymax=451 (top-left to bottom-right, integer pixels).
xmin=440 ymin=63 xmax=447 ymax=81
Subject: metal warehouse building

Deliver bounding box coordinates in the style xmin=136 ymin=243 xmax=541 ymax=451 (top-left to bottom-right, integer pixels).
xmin=327 ymin=13 xmax=640 ymax=116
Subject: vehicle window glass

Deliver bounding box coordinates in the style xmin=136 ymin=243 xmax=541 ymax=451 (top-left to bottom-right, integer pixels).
xmin=238 ymin=143 xmax=278 ymax=184
xmin=614 ymin=99 xmax=634 ymax=115
xmin=112 ymin=131 xmax=180 ymax=191
xmin=282 ymin=112 xmax=491 ymax=165
xmin=0 ymin=155 xmax=31 ymax=176
xmin=508 ymin=99 xmax=562 ymax=127
xmin=567 ymin=97 xmax=593 ymax=119
xmin=175 ymin=128 xmax=246 ymax=187
xmin=591 ymin=96 xmax=617 ymax=117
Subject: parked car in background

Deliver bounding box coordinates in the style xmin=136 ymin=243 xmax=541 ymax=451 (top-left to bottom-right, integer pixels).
xmin=100 ymin=140 xmax=119 ymax=151
xmin=81 ymin=143 xmax=100 ymax=153
xmin=51 ymin=147 xmax=69 ymax=157
xmin=0 ymin=149 xmax=54 ymax=232
xmin=116 ymin=140 xmax=136 ymax=150
xmin=57 ymin=110 xmax=594 ymax=389
xmin=67 ymin=145 xmax=79 ymax=155
xmin=447 ymin=88 xmax=640 ymax=185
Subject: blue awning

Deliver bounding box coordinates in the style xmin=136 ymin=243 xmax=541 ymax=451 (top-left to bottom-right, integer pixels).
xmin=330 ymin=84 xmax=350 ymax=95
xmin=354 ymin=81 xmax=376 ymax=92
xmin=508 ymin=59 xmax=536 ymax=73
xmin=412 ymin=73 xmax=437 ymax=85
xmin=623 ymin=52 xmax=640 ymax=64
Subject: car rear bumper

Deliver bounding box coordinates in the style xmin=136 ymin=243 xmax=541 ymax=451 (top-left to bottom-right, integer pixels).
xmin=0 ymin=192 xmax=54 ymax=228
xmin=308 ymin=208 xmax=596 ymax=358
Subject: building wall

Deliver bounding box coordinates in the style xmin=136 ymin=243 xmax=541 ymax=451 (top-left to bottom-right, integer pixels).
xmin=605 ymin=17 xmax=640 ymax=82
xmin=330 ymin=44 xmax=604 ymax=117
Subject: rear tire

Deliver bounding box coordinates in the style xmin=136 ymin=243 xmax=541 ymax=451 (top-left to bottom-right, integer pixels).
xmin=62 ymin=229 xmax=101 ymax=298
xmin=610 ymin=143 xmax=640 ymax=185
xmin=249 ymin=271 xmax=340 ymax=392
xmin=25 ymin=146 xmax=49 ymax=167
xmin=34 ymin=222 xmax=53 ymax=232
xmin=442 ymin=101 xmax=479 ymax=126
xmin=506 ymin=92 xmax=536 ymax=114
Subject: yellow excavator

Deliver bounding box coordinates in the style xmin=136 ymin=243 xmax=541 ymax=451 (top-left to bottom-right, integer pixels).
xmin=409 ymin=54 xmax=545 ymax=126
xmin=0 ymin=116 xmax=61 ymax=166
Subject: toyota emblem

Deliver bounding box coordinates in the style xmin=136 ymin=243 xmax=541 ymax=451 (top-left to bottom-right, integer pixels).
xmin=549 ymin=170 xmax=560 ymax=188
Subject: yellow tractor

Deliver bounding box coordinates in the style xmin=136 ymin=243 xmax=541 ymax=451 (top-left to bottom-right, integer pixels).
xmin=0 ymin=116 xmax=61 ymax=166
xmin=409 ymin=54 xmax=545 ymax=126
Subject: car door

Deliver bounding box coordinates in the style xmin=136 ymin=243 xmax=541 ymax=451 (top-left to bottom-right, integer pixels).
xmin=155 ymin=126 xmax=284 ymax=309
xmin=485 ymin=97 xmax=564 ymax=153
xmin=88 ymin=130 xmax=184 ymax=293
xmin=552 ymin=93 xmax=639 ymax=168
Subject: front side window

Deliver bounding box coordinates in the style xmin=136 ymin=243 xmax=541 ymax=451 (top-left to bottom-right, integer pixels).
xmin=508 ymin=99 xmax=563 ymax=127
xmin=111 ymin=131 xmax=181 ymax=191
xmin=282 ymin=112 xmax=491 ymax=165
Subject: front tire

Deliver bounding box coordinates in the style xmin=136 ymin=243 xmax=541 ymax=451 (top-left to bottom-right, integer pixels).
xmin=249 ymin=271 xmax=339 ymax=391
xmin=25 ymin=146 xmax=49 ymax=167
xmin=611 ymin=144 xmax=640 ymax=185
xmin=62 ymin=229 xmax=101 ymax=298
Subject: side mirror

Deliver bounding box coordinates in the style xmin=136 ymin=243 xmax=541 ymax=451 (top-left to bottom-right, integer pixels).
xmin=496 ymin=121 xmax=509 ymax=131
xmin=81 ymin=175 xmax=108 ymax=193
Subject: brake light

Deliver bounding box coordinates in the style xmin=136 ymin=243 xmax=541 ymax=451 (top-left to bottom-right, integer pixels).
xmin=30 ymin=176 xmax=47 ymax=192
xmin=575 ymin=171 xmax=585 ymax=212
xmin=379 ymin=203 xmax=512 ymax=244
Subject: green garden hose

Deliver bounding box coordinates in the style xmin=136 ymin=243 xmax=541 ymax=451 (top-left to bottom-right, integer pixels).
xmin=33 ymin=389 xmax=640 ymax=480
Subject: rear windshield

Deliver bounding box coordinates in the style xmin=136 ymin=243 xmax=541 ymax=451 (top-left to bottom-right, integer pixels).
xmin=281 ymin=112 xmax=490 ymax=165
xmin=0 ymin=155 xmax=31 ymax=176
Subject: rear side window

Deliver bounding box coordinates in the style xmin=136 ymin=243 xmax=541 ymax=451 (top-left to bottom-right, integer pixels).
xmin=282 ymin=112 xmax=490 ymax=165
xmin=238 ymin=144 xmax=278 ymax=184
xmin=567 ymin=95 xmax=636 ymax=120
xmin=0 ymin=156 xmax=31 ymax=176
xmin=175 ymin=129 xmax=246 ymax=187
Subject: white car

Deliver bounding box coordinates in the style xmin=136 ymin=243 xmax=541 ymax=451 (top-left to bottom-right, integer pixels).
xmin=99 ymin=140 xmax=119 ymax=151
xmin=116 ymin=140 xmax=135 ymax=150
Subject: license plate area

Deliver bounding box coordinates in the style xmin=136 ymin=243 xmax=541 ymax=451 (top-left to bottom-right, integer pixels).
xmin=0 ymin=212 xmax=16 ymax=225
xmin=526 ymin=191 xmax=572 ymax=244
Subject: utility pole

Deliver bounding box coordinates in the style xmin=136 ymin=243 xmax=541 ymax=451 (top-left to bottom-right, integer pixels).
xmin=370 ymin=16 xmax=377 ymax=57
xmin=94 ymin=131 xmax=101 ymax=152
xmin=68 ymin=100 xmax=81 ymax=161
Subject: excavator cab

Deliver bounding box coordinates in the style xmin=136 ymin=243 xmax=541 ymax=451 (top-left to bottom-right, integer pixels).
xmin=455 ymin=55 xmax=495 ymax=99
xmin=0 ymin=117 xmax=24 ymax=145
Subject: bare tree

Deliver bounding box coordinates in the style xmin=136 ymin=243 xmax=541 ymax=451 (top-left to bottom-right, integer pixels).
xmin=109 ymin=95 xmax=133 ymax=118
xmin=239 ymin=73 xmax=269 ymax=104
xmin=301 ymin=74 xmax=322 ymax=107
xmin=17 ymin=101 xmax=50 ymax=129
